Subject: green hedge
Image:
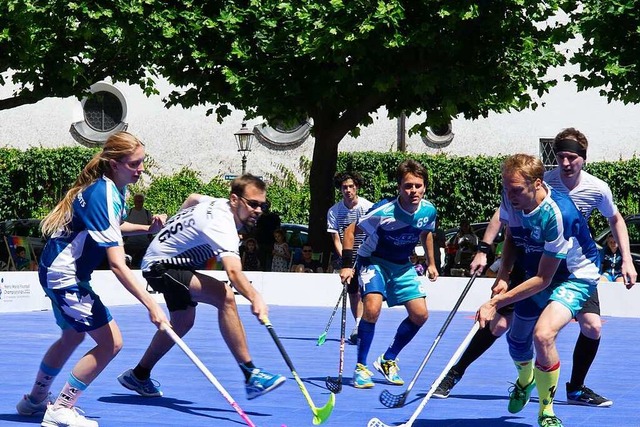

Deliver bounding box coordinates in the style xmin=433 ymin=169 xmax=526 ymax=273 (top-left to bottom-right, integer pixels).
xmin=1 ymin=147 xmax=638 ymax=236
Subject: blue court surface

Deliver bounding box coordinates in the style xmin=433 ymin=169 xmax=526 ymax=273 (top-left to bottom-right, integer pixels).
xmin=1 ymin=304 xmax=638 ymax=427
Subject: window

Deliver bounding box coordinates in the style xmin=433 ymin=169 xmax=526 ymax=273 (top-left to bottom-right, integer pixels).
xmin=539 ymin=137 xmax=556 ymax=171
xmin=69 ymin=82 xmax=129 ymax=148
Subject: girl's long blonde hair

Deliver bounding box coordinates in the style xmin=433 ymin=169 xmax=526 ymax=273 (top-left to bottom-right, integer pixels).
xmin=41 ymin=132 xmax=144 ymax=237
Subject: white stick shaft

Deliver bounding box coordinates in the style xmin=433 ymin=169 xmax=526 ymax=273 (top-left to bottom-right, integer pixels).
xmin=405 ymin=322 xmax=481 ymax=426
xmin=160 ymin=323 xmax=257 ymax=427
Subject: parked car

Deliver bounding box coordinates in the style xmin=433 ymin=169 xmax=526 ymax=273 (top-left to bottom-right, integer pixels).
xmin=280 ymin=223 xmax=309 ymax=265
xmin=593 ymin=214 xmax=640 ymax=270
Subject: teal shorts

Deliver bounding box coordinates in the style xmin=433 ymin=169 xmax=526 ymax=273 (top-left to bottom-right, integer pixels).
xmin=529 ymin=278 xmax=596 ymax=318
xmin=358 ymin=256 xmax=426 ymax=307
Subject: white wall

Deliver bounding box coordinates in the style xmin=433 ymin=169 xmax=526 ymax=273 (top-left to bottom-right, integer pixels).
xmin=1 ymin=271 xmax=638 ymax=318
xmin=1 ymin=70 xmax=640 ymax=183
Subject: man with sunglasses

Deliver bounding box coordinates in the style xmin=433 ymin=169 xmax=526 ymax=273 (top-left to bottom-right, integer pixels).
xmin=291 ymin=244 xmax=324 ymax=273
xmin=118 ymin=174 xmax=285 ymax=400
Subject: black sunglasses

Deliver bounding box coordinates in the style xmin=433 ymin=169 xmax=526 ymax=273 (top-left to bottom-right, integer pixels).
xmin=239 ymin=195 xmax=270 ymax=211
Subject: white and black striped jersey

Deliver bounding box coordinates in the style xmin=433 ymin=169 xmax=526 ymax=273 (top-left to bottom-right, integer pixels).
xmin=544 ymin=168 xmax=617 ymax=221
xmin=141 ymin=197 xmax=240 ymax=271
xmin=327 ymin=197 xmax=373 ymax=264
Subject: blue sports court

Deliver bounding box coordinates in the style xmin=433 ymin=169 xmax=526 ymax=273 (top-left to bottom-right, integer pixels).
xmin=1 ymin=304 xmax=638 ymax=426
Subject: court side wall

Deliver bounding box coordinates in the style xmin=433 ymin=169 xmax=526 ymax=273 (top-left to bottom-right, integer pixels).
xmin=0 ymin=271 xmax=637 ymax=317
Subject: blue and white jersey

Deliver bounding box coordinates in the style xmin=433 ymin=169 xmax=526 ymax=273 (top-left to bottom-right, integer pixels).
xmin=356 ymin=197 xmax=437 ymax=264
xmin=544 ymin=168 xmax=617 ymax=221
xmin=40 ymin=176 xmax=126 ymax=289
xmin=499 ymin=184 xmax=600 ymax=283
xmin=141 ymin=197 xmax=240 ymax=271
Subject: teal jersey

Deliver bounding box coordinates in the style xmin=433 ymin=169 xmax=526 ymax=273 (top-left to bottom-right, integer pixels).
xmin=357 ymin=197 xmax=437 ymax=264
xmin=500 ymin=184 xmax=600 ymax=283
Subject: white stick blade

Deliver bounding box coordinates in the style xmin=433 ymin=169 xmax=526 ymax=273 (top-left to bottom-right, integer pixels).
xmin=367 ymin=417 xmax=397 ymax=427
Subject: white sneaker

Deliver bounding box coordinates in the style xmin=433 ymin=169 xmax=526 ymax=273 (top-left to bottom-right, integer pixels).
xmin=41 ymin=405 xmax=98 ymax=427
xmin=16 ymin=393 xmax=55 ymax=416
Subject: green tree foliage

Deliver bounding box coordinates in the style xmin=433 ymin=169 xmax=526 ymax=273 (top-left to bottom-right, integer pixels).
xmin=570 ymin=1 xmax=640 ymax=103
xmin=0 ymin=147 xmax=97 ymax=219
xmin=123 ymin=0 xmax=579 ymax=250
xmin=8 ymin=0 xmax=628 ymax=251
xmin=0 ymin=1 xmax=162 ymax=110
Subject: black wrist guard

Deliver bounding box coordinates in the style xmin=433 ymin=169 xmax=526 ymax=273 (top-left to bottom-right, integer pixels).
xmin=477 ymin=241 xmax=492 ymax=254
xmin=341 ymin=249 xmax=354 ymax=268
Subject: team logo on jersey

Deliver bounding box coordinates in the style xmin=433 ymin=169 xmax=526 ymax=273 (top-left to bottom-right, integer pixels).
xmin=531 ymin=226 xmax=542 ymax=240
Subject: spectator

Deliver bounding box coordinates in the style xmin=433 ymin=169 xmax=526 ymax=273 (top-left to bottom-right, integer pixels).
xmin=124 ymin=194 xmax=154 ymax=268
xmin=255 ymin=211 xmax=281 ymax=271
xmin=241 ymin=238 xmax=261 ymax=272
xmin=599 ymin=233 xmax=623 ymax=283
xmin=451 ymin=219 xmax=479 ymax=276
xmin=409 ymin=252 xmax=426 ymax=276
xmin=291 ymin=245 xmax=323 ymax=273
xmin=15 ymin=246 xmax=37 ymax=271
xmin=432 ymin=218 xmax=447 ymax=275
xmin=271 ymin=228 xmax=291 ymax=272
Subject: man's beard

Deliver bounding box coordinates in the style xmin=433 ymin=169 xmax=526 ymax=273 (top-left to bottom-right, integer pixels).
xmin=240 ymin=219 xmax=257 ymax=235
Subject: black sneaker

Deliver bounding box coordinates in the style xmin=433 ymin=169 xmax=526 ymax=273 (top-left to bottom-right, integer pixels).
xmin=566 ymin=383 xmax=613 ymax=407
xmin=433 ymin=368 xmax=462 ymax=399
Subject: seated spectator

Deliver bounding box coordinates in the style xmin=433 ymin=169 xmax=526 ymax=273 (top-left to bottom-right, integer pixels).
xmin=241 ymin=237 xmax=261 ymax=271
xmin=409 ymin=252 xmax=426 ymax=276
xmin=291 ymin=245 xmax=323 ymax=273
xmin=451 ymin=219 xmax=479 ymax=276
xmin=599 ymin=233 xmax=624 ymax=283
xmin=15 ymin=245 xmax=37 ymax=271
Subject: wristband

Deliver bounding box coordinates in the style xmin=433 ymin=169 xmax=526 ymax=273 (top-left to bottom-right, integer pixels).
xmin=477 ymin=241 xmax=492 ymax=254
xmin=341 ymin=249 xmax=354 ymax=268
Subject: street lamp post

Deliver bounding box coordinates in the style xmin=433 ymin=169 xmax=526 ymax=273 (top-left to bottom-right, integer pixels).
xmin=234 ymin=122 xmax=255 ymax=175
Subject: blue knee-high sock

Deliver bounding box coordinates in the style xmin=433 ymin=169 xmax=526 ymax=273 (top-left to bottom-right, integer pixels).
xmin=383 ymin=317 xmax=422 ymax=361
xmin=357 ymin=320 xmax=376 ymax=365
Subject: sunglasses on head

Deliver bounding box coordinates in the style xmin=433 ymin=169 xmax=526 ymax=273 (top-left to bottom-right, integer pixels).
xmin=239 ymin=195 xmax=270 ymax=211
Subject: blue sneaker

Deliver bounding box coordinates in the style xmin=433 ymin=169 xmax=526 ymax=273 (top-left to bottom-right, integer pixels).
xmin=353 ymin=363 xmax=374 ymax=389
xmin=373 ymin=355 xmax=404 ymax=386
xmin=508 ymin=378 xmax=536 ymax=414
xmin=117 ymin=368 xmax=163 ymax=397
xmin=245 ymin=368 xmax=286 ymax=400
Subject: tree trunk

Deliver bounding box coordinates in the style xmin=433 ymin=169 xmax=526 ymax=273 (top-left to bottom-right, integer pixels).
xmin=307 ymin=117 xmax=343 ymax=267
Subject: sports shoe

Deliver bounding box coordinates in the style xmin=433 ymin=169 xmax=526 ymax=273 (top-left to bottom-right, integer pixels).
xmin=373 ymin=355 xmax=404 ymax=386
xmin=117 ymin=369 xmax=163 ymax=397
xmin=507 ymin=378 xmax=536 ymax=414
xmin=353 ymin=363 xmax=374 ymax=389
xmin=433 ymin=368 xmax=462 ymax=398
xmin=41 ymin=405 xmax=98 ymax=427
xmin=566 ymin=383 xmax=613 ymax=407
xmin=538 ymin=414 xmax=564 ymax=427
xmin=16 ymin=393 xmax=54 ymax=416
xmin=348 ymin=326 xmax=358 ymax=345
xmin=245 ymin=368 xmax=286 ymax=400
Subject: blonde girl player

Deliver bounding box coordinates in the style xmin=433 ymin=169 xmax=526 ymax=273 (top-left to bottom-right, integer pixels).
xmin=16 ymin=132 xmax=169 ymax=427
